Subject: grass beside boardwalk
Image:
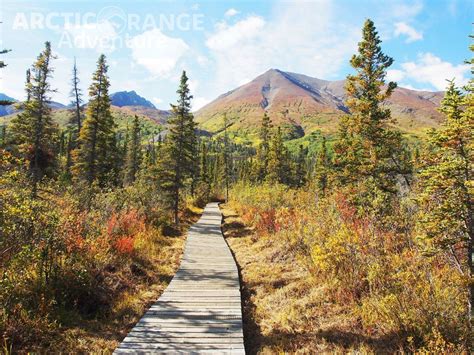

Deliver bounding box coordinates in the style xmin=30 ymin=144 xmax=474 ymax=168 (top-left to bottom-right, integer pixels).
xmin=220 ymin=198 xmax=465 ymax=354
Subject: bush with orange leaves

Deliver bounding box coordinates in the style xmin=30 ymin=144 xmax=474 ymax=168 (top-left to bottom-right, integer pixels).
xmin=106 ymin=209 xmax=146 ymax=256
xmin=228 ymin=182 xmax=467 ymax=351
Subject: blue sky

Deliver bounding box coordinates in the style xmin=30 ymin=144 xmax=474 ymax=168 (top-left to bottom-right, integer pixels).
xmin=0 ymin=0 xmax=472 ymax=111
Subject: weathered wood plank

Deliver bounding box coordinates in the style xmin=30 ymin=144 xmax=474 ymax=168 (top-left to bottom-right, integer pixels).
xmin=132 ymin=326 xmax=242 ymax=332
xmin=116 ymin=345 xmax=245 ymax=353
xmin=114 ymin=202 xmax=245 ymax=354
xmin=131 ymin=327 xmax=243 ymax=334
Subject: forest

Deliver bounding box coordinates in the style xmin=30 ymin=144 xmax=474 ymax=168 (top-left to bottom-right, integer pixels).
xmin=0 ymin=19 xmax=472 ymax=353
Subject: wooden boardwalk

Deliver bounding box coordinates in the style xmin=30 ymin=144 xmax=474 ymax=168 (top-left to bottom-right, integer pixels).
xmin=115 ymin=202 xmax=245 ymax=354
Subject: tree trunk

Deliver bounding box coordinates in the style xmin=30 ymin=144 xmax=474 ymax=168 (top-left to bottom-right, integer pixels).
xmin=174 ymin=187 xmax=179 ymax=225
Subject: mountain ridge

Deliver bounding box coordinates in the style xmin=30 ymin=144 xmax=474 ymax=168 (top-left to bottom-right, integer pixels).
xmin=110 ymin=90 xmax=156 ymax=109
xmin=195 ymin=69 xmax=444 ymax=139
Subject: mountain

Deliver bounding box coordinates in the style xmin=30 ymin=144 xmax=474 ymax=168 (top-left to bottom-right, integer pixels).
xmin=0 ymin=93 xmax=69 ymax=117
xmin=49 ymin=101 xmax=67 ymax=109
xmin=109 ymin=91 xmax=174 ymax=126
xmin=0 ymin=105 xmax=165 ymax=141
xmin=195 ymin=69 xmax=444 ymax=140
xmin=0 ymin=94 xmax=18 ymax=116
xmin=110 ymin=90 xmax=156 ymax=109
xmin=0 ymin=90 xmax=172 ymax=128
xmin=117 ymin=105 xmax=172 ymax=125
xmin=0 ymin=93 xmax=16 ymax=103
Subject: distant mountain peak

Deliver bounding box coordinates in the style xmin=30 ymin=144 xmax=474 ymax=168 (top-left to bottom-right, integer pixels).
xmin=195 ymin=69 xmax=445 ymax=138
xmin=110 ymin=90 xmax=156 ymax=109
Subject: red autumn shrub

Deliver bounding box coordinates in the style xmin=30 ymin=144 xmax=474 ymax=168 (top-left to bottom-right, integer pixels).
xmin=114 ymin=236 xmax=134 ymax=255
xmin=256 ymin=209 xmax=278 ymax=234
xmin=107 ymin=209 xmax=145 ymax=238
xmin=106 ymin=209 xmax=145 ymax=256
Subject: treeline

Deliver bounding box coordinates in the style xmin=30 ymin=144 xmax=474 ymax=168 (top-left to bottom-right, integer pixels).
xmin=0 ymin=42 xmax=235 ymax=217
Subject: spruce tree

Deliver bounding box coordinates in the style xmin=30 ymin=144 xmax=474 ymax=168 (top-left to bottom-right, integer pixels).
xmin=333 ymin=19 xmax=411 ymax=215
xmin=0 ymin=125 xmax=6 ymax=148
xmin=72 ymin=54 xmax=115 ymax=187
xmin=159 ymin=70 xmax=197 ymax=224
xmin=64 ymin=130 xmax=73 ymax=179
xmin=223 ymin=114 xmax=231 ymax=201
xmin=255 ymin=112 xmax=272 ymax=181
xmin=199 ymin=140 xmax=210 ymax=187
xmin=124 ymin=115 xmax=142 ymax=185
xmin=143 ymin=136 xmax=157 ymax=169
xmin=25 ymin=69 xmax=31 ymax=103
xmin=70 ymin=57 xmax=83 ymax=134
xmin=295 ymin=144 xmax=307 ymax=187
xmin=314 ymin=136 xmax=330 ymax=195
xmin=266 ymin=127 xmax=289 ymax=184
xmin=10 ymin=42 xmax=57 ymax=196
xmin=417 ymin=81 xmax=473 ymax=336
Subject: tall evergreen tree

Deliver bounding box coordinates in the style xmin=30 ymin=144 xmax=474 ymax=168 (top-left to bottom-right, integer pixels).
xmin=72 ymin=54 xmax=115 ymax=187
xmin=64 ymin=130 xmax=73 ymax=179
xmin=0 ymin=125 xmax=6 ymax=148
xmin=417 ymin=81 xmax=473 ymax=337
xmin=10 ymin=42 xmax=57 ymax=196
xmin=223 ymin=114 xmax=231 ymax=202
xmin=199 ymin=140 xmax=210 ymax=187
xmin=159 ymin=70 xmax=197 ymax=224
xmin=314 ymin=136 xmax=330 ymax=195
xmin=295 ymin=144 xmax=308 ymax=187
xmin=333 ymin=19 xmax=411 ymax=215
xmin=124 ymin=115 xmax=142 ymax=185
xmin=25 ymin=69 xmax=31 ymax=103
xmin=266 ymin=127 xmax=290 ymax=184
xmin=70 ymin=57 xmax=83 ymax=134
xmin=143 ymin=135 xmax=157 ymax=169
xmin=255 ymin=112 xmax=272 ymax=181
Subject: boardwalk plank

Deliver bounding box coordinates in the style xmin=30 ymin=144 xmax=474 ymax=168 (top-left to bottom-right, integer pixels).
xmin=114 ymin=203 xmax=245 ymax=354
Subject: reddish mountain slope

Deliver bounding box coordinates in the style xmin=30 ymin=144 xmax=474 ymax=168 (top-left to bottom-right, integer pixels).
xmin=195 ymin=69 xmax=444 ymax=138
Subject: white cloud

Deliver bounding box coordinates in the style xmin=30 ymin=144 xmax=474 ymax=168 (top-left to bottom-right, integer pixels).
xmin=398 ymin=83 xmax=431 ymax=92
xmin=62 ymin=21 xmax=118 ymax=52
xmin=205 ymin=0 xmax=359 ymax=95
xmin=386 ymin=69 xmax=406 ymax=82
xmin=394 ymin=22 xmax=423 ymax=43
xmin=391 ymin=53 xmax=469 ymax=91
xmin=152 ymin=97 xmax=163 ymax=105
xmin=128 ymin=29 xmax=189 ymax=77
xmin=391 ymin=1 xmax=423 ymax=18
xmin=188 ymin=79 xmax=199 ymax=93
xmin=206 ymin=16 xmax=265 ymax=51
xmin=197 ymin=55 xmax=210 ymax=66
xmin=224 ymin=8 xmax=240 ymax=17
xmin=193 ymin=97 xmax=211 ymax=111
